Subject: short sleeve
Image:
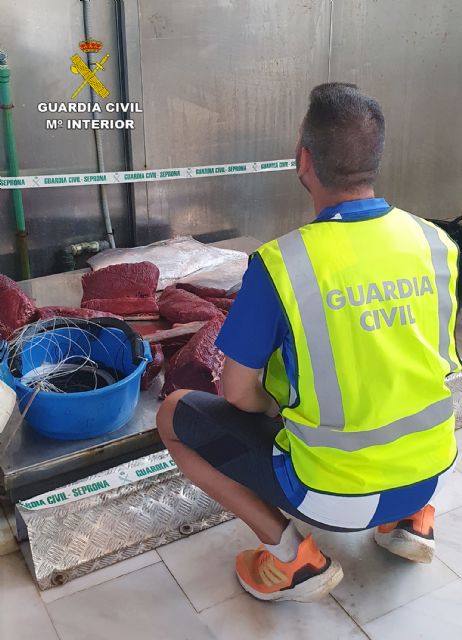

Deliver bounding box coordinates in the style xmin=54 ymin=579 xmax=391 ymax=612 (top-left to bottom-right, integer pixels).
xmin=215 ymin=254 xmax=288 ymax=368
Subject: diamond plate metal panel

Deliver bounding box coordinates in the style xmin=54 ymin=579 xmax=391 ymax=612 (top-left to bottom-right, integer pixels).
xmin=17 ymin=451 xmax=233 ymax=590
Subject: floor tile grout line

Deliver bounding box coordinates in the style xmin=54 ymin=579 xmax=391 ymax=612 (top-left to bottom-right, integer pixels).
xmin=41 ymin=557 xmax=217 ymax=638
xmin=161 ymin=572 xmax=374 ymax=636
xmin=161 ymin=558 xmax=213 ymax=615
xmin=18 ymin=561 xmax=63 ymax=640
xmin=0 ymin=503 xmax=19 ymax=552
xmin=161 ymin=556 xmax=251 ymax=615
xmin=12 ymin=548 xmax=48 ymax=601
xmin=0 ymin=545 xmax=19 ymax=558
xmin=432 ymin=552 xmax=462 ymax=580
xmin=357 ymin=576 xmax=462 ymax=631
xmin=347 ymin=572 xmax=461 ymax=628
xmin=436 ymin=503 xmax=462 ymax=520
xmin=37 ymin=551 xmax=163 ymax=604
xmin=43 ymin=606 xmax=62 ymax=640
xmin=329 ymin=593 xmax=373 ymax=639
xmin=198 ymin=592 xmax=244 ymax=615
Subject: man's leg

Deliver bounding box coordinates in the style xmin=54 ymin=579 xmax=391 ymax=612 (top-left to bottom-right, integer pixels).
xmin=156 ymin=389 xmax=343 ymax=603
xmin=156 ymin=389 xmax=288 ymax=544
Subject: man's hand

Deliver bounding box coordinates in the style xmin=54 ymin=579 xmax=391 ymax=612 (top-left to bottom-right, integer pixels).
xmin=221 ymin=356 xmax=280 ymax=416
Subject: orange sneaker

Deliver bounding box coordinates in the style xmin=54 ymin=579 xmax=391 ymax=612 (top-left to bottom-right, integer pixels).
xmin=374 ymin=504 xmax=435 ymax=563
xmin=235 ymin=534 xmax=343 ymax=602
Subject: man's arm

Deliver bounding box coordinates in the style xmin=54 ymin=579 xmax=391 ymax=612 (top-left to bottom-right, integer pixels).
xmin=221 ymin=356 xmax=280 ymax=417
xmin=215 ymin=254 xmax=288 ymax=416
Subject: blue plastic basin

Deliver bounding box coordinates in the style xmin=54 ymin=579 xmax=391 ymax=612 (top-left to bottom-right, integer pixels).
xmin=12 ymin=325 xmax=151 ymax=441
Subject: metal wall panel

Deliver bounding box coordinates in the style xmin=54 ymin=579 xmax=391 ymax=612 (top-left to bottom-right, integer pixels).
xmin=3 ymin=0 xmax=460 ymax=280
xmin=120 ymin=0 xmax=148 ymax=246
xmin=329 ymin=0 xmax=462 ymax=220
xmin=138 ymin=0 xmax=332 ymax=243
xmin=0 ymin=0 xmax=131 ymax=278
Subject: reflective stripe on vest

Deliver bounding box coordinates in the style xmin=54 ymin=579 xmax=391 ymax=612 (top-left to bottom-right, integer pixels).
xmin=278 ymin=231 xmax=345 ymax=428
xmin=285 ymin=396 xmax=453 ymax=452
xmin=411 ymin=216 xmax=459 ymax=373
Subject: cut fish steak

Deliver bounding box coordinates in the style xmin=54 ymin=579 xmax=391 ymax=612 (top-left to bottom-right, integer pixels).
xmin=81 ymin=262 xmax=159 ymax=316
xmin=147 ymin=321 xmax=207 ymax=343
xmin=37 ymin=307 xmax=119 ymax=320
xmin=0 ymin=275 xmax=37 ymax=334
xmin=176 ymin=283 xmax=228 ymax=299
xmin=204 ymin=297 xmax=233 ymax=312
xmin=158 ymin=286 xmax=223 ymax=324
xmin=147 ymin=321 xmax=207 ymax=359
xmin=176 ymin=283 xmax=235 ymax=314
xmin=161 ymin=315 xmax=225 ymax=398
xmin=82 ymin=297 xmax=159 ymax=316
xmin=141 ymin=344 xmax=164 ymax=391
xmin=82 ymin=261 xmax=159 ymax=301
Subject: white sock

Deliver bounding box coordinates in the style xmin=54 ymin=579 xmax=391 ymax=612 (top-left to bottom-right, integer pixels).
xmin=264 ymin=521 xmax=304 ymax=562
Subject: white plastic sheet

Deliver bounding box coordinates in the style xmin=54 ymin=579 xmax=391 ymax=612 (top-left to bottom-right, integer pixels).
xmin=88 ymin=236 xmax=249 ymax=292
xmin=0 ymin=380 xmax=16 ymax=434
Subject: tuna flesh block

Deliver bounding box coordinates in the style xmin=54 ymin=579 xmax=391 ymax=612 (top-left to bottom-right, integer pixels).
xmin=161 ymin=316 xmax=225 ymax=398
xmin=0 ymin=275 xmax=37 ymax=335
xmin=158 ymin=286 xmax=223 ymax=324
xmin=141 ymin=343 xmax=165 ymax=390
xmin=81 ymin=262 xmax=159 ymax=315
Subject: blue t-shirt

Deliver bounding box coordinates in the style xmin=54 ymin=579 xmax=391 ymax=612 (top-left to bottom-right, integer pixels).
xmin=214 ymin=198 xmax=450 ymax=529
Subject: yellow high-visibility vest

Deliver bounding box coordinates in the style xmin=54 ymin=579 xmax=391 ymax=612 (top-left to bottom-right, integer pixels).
xmin=257 ymin=208 xmax=460 ymax=495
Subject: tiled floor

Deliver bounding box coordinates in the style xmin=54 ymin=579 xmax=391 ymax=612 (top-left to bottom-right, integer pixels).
xmin=1 ymin=432 xmax=462 ymax=640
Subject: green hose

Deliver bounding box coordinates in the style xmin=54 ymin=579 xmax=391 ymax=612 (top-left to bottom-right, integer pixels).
xmin=0 ymin=52 xmax=31 ymax=280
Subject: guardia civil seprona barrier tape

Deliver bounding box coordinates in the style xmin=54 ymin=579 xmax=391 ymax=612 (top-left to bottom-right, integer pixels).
xmin=18 ymin=452 xmax=178 ymax=512
xmin=0 ymin=158 xmax=296 ymax=189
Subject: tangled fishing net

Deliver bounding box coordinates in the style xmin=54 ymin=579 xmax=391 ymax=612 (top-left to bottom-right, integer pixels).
xmin=7 ymin=317 xmax=129 ymax=396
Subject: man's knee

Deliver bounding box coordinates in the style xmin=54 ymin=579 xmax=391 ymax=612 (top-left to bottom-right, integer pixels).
xmin=156 ymin=389 xmax=191 ymax=441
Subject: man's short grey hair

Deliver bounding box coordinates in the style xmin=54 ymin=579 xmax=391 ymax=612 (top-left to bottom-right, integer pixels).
xmin=302 ymin=83 xmax=385 ymax=191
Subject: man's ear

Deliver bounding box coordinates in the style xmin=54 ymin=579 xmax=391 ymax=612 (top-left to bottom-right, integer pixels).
xmin=297 ymin=147 xmax=311 ymax=178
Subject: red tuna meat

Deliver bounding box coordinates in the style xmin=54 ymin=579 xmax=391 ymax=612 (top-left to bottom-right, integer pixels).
xmin=0 ymin=320 xmax=12 ymax=341
xmin=148 ymin=321 xmax=206 ymax=359
xmin=176 ymin=284 xmax=234 ymax=313
xmin=141 ymin=343 xmax=164 ymax=390
xmin=82 ymin=297 xmax=159 ymax=316
xmin=0 ymin=275 xmax=37 ymax=332
xmin=37 ymin=307 xmax=119 ymax=320
xmin=176 ymin=283 xmax=227 ymax=299
xmin=82 ymin=262 xmax=159 ymax=302
xmin=158 ymin=286 xmax=222 ymax=324
xmin=161 ymin=315 xmax=225 ymax=398
xmin=203 ymin=297 xmax=234 ymax=312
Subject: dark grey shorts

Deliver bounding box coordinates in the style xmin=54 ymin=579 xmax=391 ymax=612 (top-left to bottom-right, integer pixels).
xmin=172 ymin=390 xmax=448 ymax=532
xmin=172 ymin=390 xmax=320 ymax=526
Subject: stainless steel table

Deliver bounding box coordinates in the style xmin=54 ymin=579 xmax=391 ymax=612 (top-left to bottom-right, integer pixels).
xmin=0 ymin=378 xmax=164 ymax=501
